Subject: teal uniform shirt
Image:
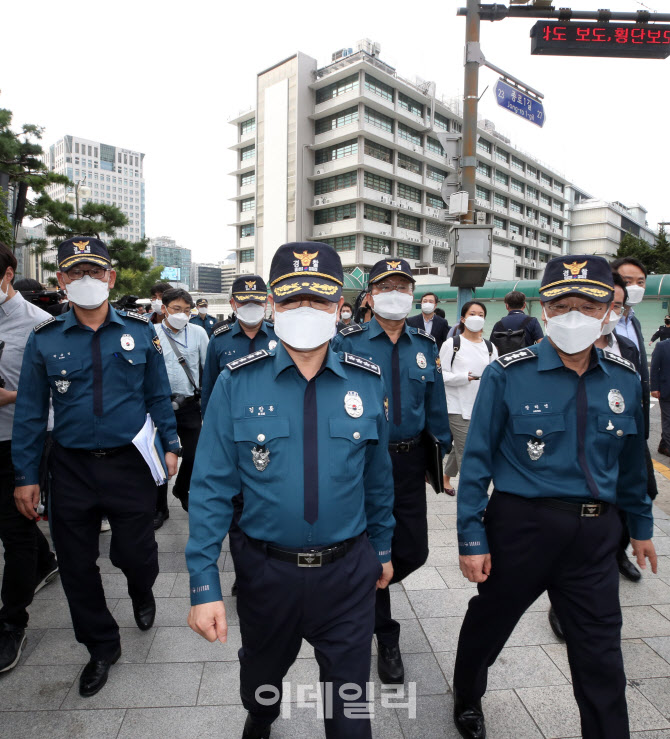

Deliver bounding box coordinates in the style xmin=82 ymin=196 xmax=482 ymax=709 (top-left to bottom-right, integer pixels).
xmin=190 ymin=313 xmax=217 ymax=337
xmin=12 ymin=305 xmax=179 ymax=486
xmin=201 ymin=320 xmax=277 ymax=415
xmin=186 ymin=342 xmax=395 ymax=605
xmin=457 ymin=340 xmax=654 ymax=556
xmin=331 ymin=317 xmax=452 ymax=449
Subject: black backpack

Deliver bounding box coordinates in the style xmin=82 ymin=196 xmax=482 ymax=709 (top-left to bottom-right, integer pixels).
xmin=490 ymin=315 xmax=533 ymax=355
xmin=451 ymin=334 xmax=494 ymax=368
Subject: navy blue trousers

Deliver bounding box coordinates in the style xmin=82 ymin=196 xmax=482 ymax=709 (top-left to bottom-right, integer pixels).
xmin=233 ymin=532 xmax=381 ymax=739
xmin=49 ymin=443 xmax=158 ymax=660
xmin=454 ymin=490 xmax=628 ymax=739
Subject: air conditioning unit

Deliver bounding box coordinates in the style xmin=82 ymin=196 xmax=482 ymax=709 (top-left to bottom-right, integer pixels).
xmin=316 ymin=169 xmax=323 ymax=175
xmin=475 ymin=211 xmax=487 ymax=225
xmin=407 ymin=205 xmax=414 ymax=212
xmin=390 ymin=200 xmax=399 ymax=207
xmin=315 ymin=198 xmax=323 ymax=206
xmin=324 ymin=198 xmax=332 ymax=204
xmin=380 ymin=195 xmax=389 ymax=204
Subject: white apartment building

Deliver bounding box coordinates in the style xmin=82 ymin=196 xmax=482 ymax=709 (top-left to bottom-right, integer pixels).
xmin=229 ymin=42 xmax=574 ymax=284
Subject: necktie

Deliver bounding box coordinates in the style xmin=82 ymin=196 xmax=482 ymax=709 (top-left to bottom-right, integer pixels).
xmin=391 ymin=342 xmax=402 ymax=426
xmin=303 ymin=379 xmax=318 ymax=523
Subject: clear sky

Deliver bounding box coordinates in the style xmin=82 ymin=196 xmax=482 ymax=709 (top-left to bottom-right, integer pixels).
xmin=2 ymin=0 xmax=668 ymax=263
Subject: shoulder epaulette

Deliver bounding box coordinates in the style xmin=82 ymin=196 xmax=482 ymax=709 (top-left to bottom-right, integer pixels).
xmin=339 ymin=323 xmax=363 ymax=336
xmin=226 ymin=350 xmax=270 ymax=372
xmin=415 ymin=327 xmax=436 ymax=343
xmin=341 ymin=352 xmax=381 ymax=376
xmin=213 ymin=323 xmax=231 ymax=337
xmin=495 ymin=348 xmax=537 ymax=368
xmin=123 ymin=310 xmax=149 ymax=323
xmin=602 ymin=349 xmax=636 ymax=373
xmin=33 ymin=316 xmax=56 ymax=332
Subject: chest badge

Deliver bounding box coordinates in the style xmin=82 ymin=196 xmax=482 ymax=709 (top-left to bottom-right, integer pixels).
xmin=345 ymin=391 xmax=364 ymax=418
xmin=121 ymin=334 xmax=135 ymax=351
xmin=416 ymin=352 xmax=427 ymax=369
xmin=608 ymin=389 xmax=625 ymax=414
xmin=251 ymin=445 xmax=270 ymax=472
xmin=527 ymin=439 xmax=545 ymax=461
xmin=268 ymin=340 xmax=277 ymax=351
xmin=55 ymin=379 xmax=71 ymax=394
xmin=606 ymin=419 xmax=614 ymax=430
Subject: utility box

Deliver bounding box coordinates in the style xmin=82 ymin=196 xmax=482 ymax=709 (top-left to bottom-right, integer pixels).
xmin=449 ymin=191 xmax=469 ymax=216
xmin=449 ymin=225 xmax=493 ymax=287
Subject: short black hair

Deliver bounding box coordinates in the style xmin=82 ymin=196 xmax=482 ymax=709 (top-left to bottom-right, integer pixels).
xmin=162 ymin=287 xmax=194 ymax=308
xmin=504 ymin=290 xmax=526 ymax=310
xmin=611 ymin=257 xmax=647 ymax=277
xmin=420 ymin=292 xmax=439 ymax=304
xmin=434 ymin=307 xmax=446 ymax=318
xmin=150 ymin=282 xmax=172 ymax=297
xmin=0 ymin=242 xmax=17 ymax=283
xmin=14 ymin=278 xmax=43 ymax=292
xmin=612 ymin=272 xmax=628 ymax=304
xmin=459 ymin=300 xmax=487 ymax=330
xmin=342 ymin=302 xmax=353 ymax=311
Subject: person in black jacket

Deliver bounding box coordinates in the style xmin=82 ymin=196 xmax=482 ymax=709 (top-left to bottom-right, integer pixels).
xmin=651 ymin=339 xmax=670 ymax=456
xmin=489 ymin=290 xmax=543 ymax=353
xmin=650 ymin=317 xmax=670 ymax=345
xmin=406 ymin=292 xmax=450 ymax=350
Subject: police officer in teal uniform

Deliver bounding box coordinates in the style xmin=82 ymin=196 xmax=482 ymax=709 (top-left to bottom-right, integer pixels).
xmin=12 ymin=237 xmax=179 ymax=698
xmin=189 ymin=298 xmax=217 ymax=337
xmin=201 ymin=275 xmax=277 ymax=416
xmin=331 ymin=258 xmax=451 ymax=686
xmin=186 ymin=242 xmax=395 ymax=739
xmin=452 ymin=255 xmax=657 ymax=739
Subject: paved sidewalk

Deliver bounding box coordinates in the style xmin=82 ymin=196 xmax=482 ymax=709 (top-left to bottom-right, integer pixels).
xmin=1 ymin=477 xmax=669 ymax=739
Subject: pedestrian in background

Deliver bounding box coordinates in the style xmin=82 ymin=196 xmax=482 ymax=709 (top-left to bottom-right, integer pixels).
xmin=190 ymin=298 xmax=217 ymax=337
xmin=407 ymin=292 xmax=450 ymax=350
xmin=489 ymin=290 xmax=543 ymax=355
xmin=649 ymin=316 xmax=670 ymax=345
xmin=651 ymin=338 xmax=670 ymax=456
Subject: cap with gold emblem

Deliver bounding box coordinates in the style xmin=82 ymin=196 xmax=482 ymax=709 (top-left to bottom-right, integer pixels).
xmin=539 ymin=254 xmax=614 ymax=303
xmin=231 ymin=274 xmax=268 ymax=304
xmin=269 ymin=242 xmax=343 ymax=303
xmin=57 ymin=237 xmax=112 ymax=272
xmin=195 ymin=298 xmax=209 ymax=308
xmin=368 ymin=258 xmax=416 ymax=286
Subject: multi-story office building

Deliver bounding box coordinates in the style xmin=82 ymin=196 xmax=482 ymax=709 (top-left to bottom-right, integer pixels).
xmin=191 ymin=264 xmax=222 ymax=293
xmin=44 ymin=135 xmax=145 ymax=243
xmin=149 ymin=236 xmax=191 ymax=289
xmin=228 ymin=41 xmax=573 ymax=283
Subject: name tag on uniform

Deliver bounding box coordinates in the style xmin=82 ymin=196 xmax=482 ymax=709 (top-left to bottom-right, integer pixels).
xmin=521 ymin=402 xmax=552 ymax=415
xmin=245 ymin=405 xmax=277 ymax=417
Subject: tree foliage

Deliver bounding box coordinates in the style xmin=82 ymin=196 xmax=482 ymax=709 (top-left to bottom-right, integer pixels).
xmin=107 ymin=237 xmax=164 ymax=299
xmin=615 ymin=227 xmax=670 ymax=274
xmin=26 ymin=193 xmax=128 ymax=240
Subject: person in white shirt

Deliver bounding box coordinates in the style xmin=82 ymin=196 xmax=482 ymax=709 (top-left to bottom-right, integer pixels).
xmin=439 ymin=301 xmax=498 ymax=495
xmin=154 ymin=288 xmax=209 ymax=528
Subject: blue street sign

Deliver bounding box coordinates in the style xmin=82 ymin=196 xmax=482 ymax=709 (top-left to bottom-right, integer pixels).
xmin=494 ymin=79 xmax=545 ymax=128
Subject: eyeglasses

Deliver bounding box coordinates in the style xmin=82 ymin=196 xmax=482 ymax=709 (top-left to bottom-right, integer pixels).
xmin=279 ymin=297 xmax=333 ymax=311
xmin=545 ymin=302 xmax=608 ymax=317
xmin=66 ymin=267 xmax=109 ymax=281
xmin=372 ymin=282 xmax=413 ymax=294
xmin=165 ymin=304 xmax=192 ymax=314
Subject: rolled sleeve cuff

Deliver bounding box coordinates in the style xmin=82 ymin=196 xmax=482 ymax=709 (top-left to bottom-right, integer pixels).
xmin=372 ymin=539 xmax=393 ymax=564
xmin=189 ymin=572 xmax=223 ymax=606
xmin=627 ymin=513 xmax=654 ymax=542
xmin=458 ymin=531 xmax=489 ymax=556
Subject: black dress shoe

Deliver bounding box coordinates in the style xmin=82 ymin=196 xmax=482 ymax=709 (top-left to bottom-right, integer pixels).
xmin=618 ymin=553 xmax=642 ymax=582
xmin=173 ymin=491 xmax=189 ymax=512
xmin=453 ymin=692 xmax=486 ymax=739
xmin=132 ymin=592 xmax=156 ymax=630
xmin=79 ymin=647 xmax=121 ymax=697
xmin=231 ymin=579 xmax=239 ymax=597
xmin=242 ymin=713 xmax=271 ymax=739
xmin=548 ymin=606 xmax=565 ymax=641
xmin=153 ymin=509 xmax=169 ymax=530
xmin=377 ymin=643 xmax=404 ymax=684
xmin=658 ymin=443 xmax=670 ymax=456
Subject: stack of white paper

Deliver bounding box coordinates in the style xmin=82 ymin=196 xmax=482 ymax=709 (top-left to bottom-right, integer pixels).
xmin=132 ymin=414 xmax=167 ymax=486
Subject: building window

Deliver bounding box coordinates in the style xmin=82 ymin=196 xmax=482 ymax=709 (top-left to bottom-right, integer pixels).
xmin=316 ymin=106 xmax=359 ymax=134
xmin=363 ymin=236 xmax=391 ymax=254
xmin=477 ymin=138 xmax=492 ymax=154
xmin=364 ymin=73 xmax=394 ymax=101
xmin=364 ymin=172 xmax=392 ymax=193
xmin=397 ymin=183 xmax=421 ymax=202
xmin=425 ymin=137 xmax=444 ymax=156
xmin=511 ymin=155 xmax=524 ymax=171
xmin=539 ymin=233 xmax=550 ymax=244
xmin=509 ymin=222 xmax=521 ymax=236
xmin=240 ymin=198 xmax=255 ymax=212
xmin=315 ymin=171 xmax=358 ymax=195
xmin=364 ymin=139 xmax=392 ymax=163
xmin=493 ymin=216 xmax=506 ymax=230
xmin=434 ymin=112 xmax=450 ymax=131
xmin=540 ymin=192 xmax=551 ymax=207
xmin=397 ymin=123 xmax=422 ymax=146
xmin=240 ymin=249 xmax=254 ymax=262
xmin=240 ymin=171 xmax=255 ymax=187
xmin=315 ymin=203 xmax=357 ymax=224
xmin=527 ymin=186 xmax=538 ymax=200
xmin=494 ymin=193 xmax=508 ymax=209
xmin=321 ymin=235 xmax=356 ymax=252
xmin=241 ymin=145 xmax=255 ymax=161
xmin=397 ymin=243 xmax=420 ymax=259
xmin=495 ymin=171 xmax=509 ymax=186
xmin=364 ymin=106 xmax=394 ymax=133
xmin=240 ymin=224 xmax=255 ymax=238
xmin=539 ymin=215 xmax=549 ymax=228
xmin=315 ymin=139 xmax=358 ymax=164
xmin=554 ymin=182 xmax=564 ymax=195
xmin=398 ymin=92 xmax=423 ymax=117
xmin=476 ymin=161 xmax=491 ymax=178
xmin=426 ymin=165 xmax=446 ymax=183
xmin=240 ymin=118 xmax=256 ymax=136
xmin=510 ymin=200 xmax=523 ymax=214
xmin=316 ymin=74 xmax=359 ymax=103
xmin=476 ymin=185 xmax=490 ymax=202
xmin=397 ymin=213 xmax=420 ymax=231
xmin=495 ymin=149 xmax=509 ymax=164
xmin=540 ymin=172 xmax=552 ymax=187
xmin=398 ymin=153 xmax=422 ymax=175
xmin=363 ymin=204 xmax=391 ymax=224
xmin=551 ymin=237 xmax=561 ymax=247
xmin=510 ymin=178 xmax=524 ymax=194
xmin=527 ymin=207 xmax=537 ymax=220
xmin=426 ymin=193 xmax=443 ymax=209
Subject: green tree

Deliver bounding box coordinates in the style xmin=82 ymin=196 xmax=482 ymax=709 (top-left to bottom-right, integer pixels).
xmin=653 ymin=226 xmax=670 ymax=275
xmin=0 ymin=190 xmax=13 ymax=245
xmin=615 ymin=233 xmax=655 ymax=272
xmin=26 ymin=194 xmax=127 ymax=240
xmin=107 ymin=237 xmax=164 ymax=299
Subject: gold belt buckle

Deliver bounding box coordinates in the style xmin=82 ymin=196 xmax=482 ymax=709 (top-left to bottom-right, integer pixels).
xmin=581 ymin=503 xmax=601 ymax=517
xmin=297 ymin=552 xmax=322 ymax=567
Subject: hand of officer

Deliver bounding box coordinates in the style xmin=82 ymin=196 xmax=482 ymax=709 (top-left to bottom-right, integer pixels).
xmin=165 ymin=452 xmax=178 ymax=478
xmin=0 ymin=388 xmax=17 ymax=407
xmin=630 ymin=539 xmax=658 ymax=574
xmin=188 ymin=601 xmax=228 ymax=643
xmin=376 ymin=560 xmax=393 ymax=590
xmin=459 ymin=553 xmax=492 ymax=583
xmin=651 ymin=391 xmax=661 ymax=399
xmin=14 ymin=485 xmax=40 ymax=520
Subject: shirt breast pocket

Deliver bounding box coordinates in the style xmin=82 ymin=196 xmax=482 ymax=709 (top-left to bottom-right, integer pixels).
xmin=46 ymin=357 xmax=84 ymax=403
xmin=329 ymin=418 xmax=379 ymax=482
xmin=597 ymin=413 xmax=638 ymax=467
xmin=113 ymin=351 xmax=147 ymax=390
xmin=233 ymin=417 xmax=290 ymax=482
xmin=511 ymin=413 xmax=566 ymax=469
xmin=408 ymin=365 xmax=435 ymax=403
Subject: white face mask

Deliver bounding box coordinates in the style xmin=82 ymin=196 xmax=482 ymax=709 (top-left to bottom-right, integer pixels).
xmin=464 ymin=315 xmax=486 ymax=332
xmin=151 ymin=299 xmax=162 ymax=313
xmin=625 ymin=285 xmax=645 ymax=305
xmin=601 ymin=310 xmax=621 ymax=336
xmin=544 ymin=308 xmax=605 ymax=354
xmin=197 ymin=307 xmax=207 ymax=316
xmin=372 ymin=291 xmax=413 ymax=321
xmin=421 ymin=301 xmax=435 ymax=314
xmin=65 ymin=275 xmax=109 ymax=309
xmin=274 ymin=305 xmax=337 ymax=351
xmin=237 ymin=303 xmax=265 ymax=327
xmin=166 ymin=312 xmax=190 ymax=331
xmin=0 ymin=275 xmax=9 ymax=305
xmin=341 ymin=310 xmax=352 ymax=320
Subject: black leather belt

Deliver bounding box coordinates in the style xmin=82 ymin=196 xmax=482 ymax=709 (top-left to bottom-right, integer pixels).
xmin=495 ymin=490 xmax=610 ymax=518
xmin=65 ymin=444 xmax=135 ymax=459
xmin=253 ymin=534 xmax=362 ymax=568
xmin=389 ymin=434 xmax=422 ymax=453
